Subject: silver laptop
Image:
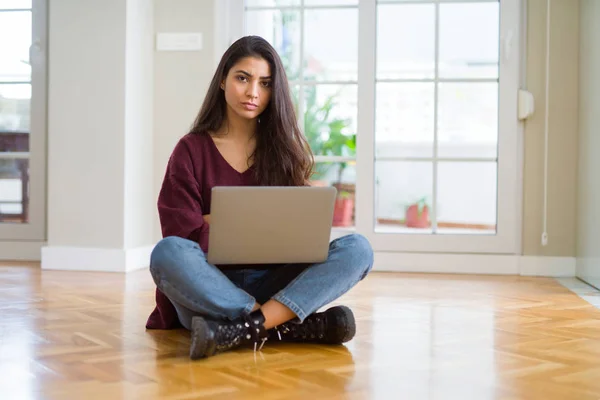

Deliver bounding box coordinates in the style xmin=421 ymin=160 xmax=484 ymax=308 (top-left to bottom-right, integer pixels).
xmin=207 ymin=186 xmax=337 ymax=265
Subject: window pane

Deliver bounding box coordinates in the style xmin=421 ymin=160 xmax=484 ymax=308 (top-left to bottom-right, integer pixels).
xmin=376 ymin=83 xmax=434 ymax=158
xmin=304 ymin=9 xmax=358 ymax=81
xmin=0 ymin=10 xmax=31 ymax=82
xmin=377 ymin=4 xmax=435 ymax=80
xmin=0 ymin=0 xmax=31 ymax=9
xmin=245 ymin=0 xmax=300 ymax=7
xmin=245 ymin=9 xmax=301 ymax=80
xmin=311 ymin=162 xmax=356 ymax=228
xmin=437 ymin=82 xmax=498 ymax=158
xmin=304 ymin=0 xmax=357 ymax=5
xmin=290 ymin=84 xmax=300 ymax=115
xmin=375 ymin=161 xmax=433 ymax=233
xmin=437 ymin=162 xmax=497 ymax=234
xmin=439 ymin=2 xmax=499 ymax=79
xmin=0 ymin=157 xmax=28 ymax=224
xmin=0 ymin=84 xmax=31 ymax=133
xmin=303 ymin=84 xmax=356 ymax=156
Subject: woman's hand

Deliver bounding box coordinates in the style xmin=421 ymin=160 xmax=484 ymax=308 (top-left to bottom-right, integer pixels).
xmin=203 ymin=214 xmax=211 ymax=225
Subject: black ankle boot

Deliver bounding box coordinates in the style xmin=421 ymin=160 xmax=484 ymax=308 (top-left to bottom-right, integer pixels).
xmin=189 ymin=309 xmax=268 ymax=360
xmin=270 ymin=305 xmax=356 ymax=344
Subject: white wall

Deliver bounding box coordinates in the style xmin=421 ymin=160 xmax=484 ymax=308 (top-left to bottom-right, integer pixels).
xmin=47 ymin=0 xmax=127 ymax=248
xmin=523 ymin=0 xmax=580 ymax=257
xmin=43 ymin=0 xmax=155 ymax=271
xmin=153 ymin=0 xmax=216 ymax=241
xmin=125 ymin=0 xmax=154 ymax=249
xmin=576 ymin=0 xmax=600 ymax=289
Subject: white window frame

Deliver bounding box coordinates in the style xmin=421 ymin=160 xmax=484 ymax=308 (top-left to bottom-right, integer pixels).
xmin=220 ymin=0 xmax=523 ymax=255
xmin=0 ymin=0 xmax=47 ymax=242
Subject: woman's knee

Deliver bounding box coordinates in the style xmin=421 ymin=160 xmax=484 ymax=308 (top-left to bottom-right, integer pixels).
xmin=334 ymin=233 xmax=374 ymax=278
xmin=149 ymin=236 xmax=199 ymax=277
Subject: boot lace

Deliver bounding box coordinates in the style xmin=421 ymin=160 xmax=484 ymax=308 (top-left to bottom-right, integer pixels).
xmin=215 ymin=319 xmax=268 ymax=352
xmin=274 ymin=314 xmax=327 ymax=341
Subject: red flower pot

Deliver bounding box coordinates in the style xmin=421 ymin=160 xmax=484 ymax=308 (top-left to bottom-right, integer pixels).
xmin=405 ymin=204 xmax=429 ymax=228
xmin=333 ymin=197 xmax=354 ymax=227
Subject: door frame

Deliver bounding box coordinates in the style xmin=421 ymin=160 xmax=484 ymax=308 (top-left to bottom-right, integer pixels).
xmin=0 ymin=0 xmax=47 ymax=242
xmin=355 ymin=0 xmax=523 ymax=254
xmin=219 ymin=0 xmax=524 ymax=256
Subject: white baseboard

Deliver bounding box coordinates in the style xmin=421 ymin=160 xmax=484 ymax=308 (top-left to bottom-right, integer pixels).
xmin=373 ymin=252 xmax=576 ymax=277
xmin=125 ymin=245 xmax=156 ymax=272
xmin=373 ymin=252 xmax=520 ymax=275
xmin=41 ymin=245 xmax=154 ymax=272
xmin=519 ymin=256 xmax=577 ymax=277
xmin=0 ymin=240 xmax=45 ymax=261
xmin=576 ymin=257 xmax=600 ymax=289
xmin=10 ymin=243 xmax=576 ymax=277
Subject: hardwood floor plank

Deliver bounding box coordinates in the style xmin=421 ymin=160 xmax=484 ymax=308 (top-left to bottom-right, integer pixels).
xmin=1 ymin=263 xmax=600 ymax=399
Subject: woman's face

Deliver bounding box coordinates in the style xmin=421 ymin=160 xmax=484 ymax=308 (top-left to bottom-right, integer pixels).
xmin=221 ymin=56 xmax=272 ymax=121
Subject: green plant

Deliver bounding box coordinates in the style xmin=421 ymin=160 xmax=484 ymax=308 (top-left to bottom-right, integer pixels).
xmin=338 ymin=190 xmax=353 ymax=200
xmin=302 ymin=85 xmax=355 ymax=183
xmin=276 ymin=9 xmax=355 ymax=185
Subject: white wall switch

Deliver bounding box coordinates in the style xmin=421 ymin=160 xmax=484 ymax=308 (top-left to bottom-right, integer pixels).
xmin=518 ymin=89 xmax=535 ymax=120
xmin=156 ymin=32 xmax=203 ymax=51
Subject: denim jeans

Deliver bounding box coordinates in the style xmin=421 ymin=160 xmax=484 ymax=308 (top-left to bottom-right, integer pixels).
xmin=149 ymin=234 xmax=374 ymax=330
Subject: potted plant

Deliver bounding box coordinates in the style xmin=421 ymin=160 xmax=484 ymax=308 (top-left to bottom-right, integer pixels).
xmin=332 ymin=190 xmax=354 ymax=227
xmin=295 ymin=82 xmax=356 ymax=227
xmin=405 ymin=197 xmax=430 ymax=228
xmin=327 ymin=132 xmax=356 ymax=227
xmin=278 ymin=14 xmax=356 ymax=225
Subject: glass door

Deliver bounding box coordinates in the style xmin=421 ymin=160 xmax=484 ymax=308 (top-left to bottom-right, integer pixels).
xmin=244 ymin=0 xmax=360 ymax=232
xmin=356 ymin=0 xmax=521 ymax=254
xmin=238 ymin=0 xmax=521 ymax=255
xmin=0 ymin=0 xmax=46 ymax=241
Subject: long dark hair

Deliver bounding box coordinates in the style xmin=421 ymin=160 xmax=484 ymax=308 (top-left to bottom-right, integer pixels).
xmin=190 ymin=35 xmax=314 ymax=186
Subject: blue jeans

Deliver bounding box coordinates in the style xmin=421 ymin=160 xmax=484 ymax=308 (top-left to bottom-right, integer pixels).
xmin=149 ymin=234 xmax=374 ymax=330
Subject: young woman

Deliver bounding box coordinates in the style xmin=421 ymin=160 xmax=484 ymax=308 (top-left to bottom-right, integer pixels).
xmin=146 ymin=36 xmax=374 ymax=360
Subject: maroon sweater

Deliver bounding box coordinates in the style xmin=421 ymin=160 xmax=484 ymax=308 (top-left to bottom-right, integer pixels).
xmin=146 ymin=132 xmax=258 ymax=330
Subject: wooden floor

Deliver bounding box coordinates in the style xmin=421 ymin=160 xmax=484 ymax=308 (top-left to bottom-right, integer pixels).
xmin=2 ymin=264 xmax=600 ymax=400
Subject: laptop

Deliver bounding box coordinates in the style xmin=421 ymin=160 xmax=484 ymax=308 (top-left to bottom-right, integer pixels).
xmin=207 ymin=186 xmax=337 ymax=265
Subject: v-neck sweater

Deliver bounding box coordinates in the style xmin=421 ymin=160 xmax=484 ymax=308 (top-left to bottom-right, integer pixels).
xmin=146 ymin=132 xmax=258 ymax=330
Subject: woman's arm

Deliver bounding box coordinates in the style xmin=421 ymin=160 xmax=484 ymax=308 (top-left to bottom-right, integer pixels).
xmin=157 ymin=140 xmax=209 ymax=249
